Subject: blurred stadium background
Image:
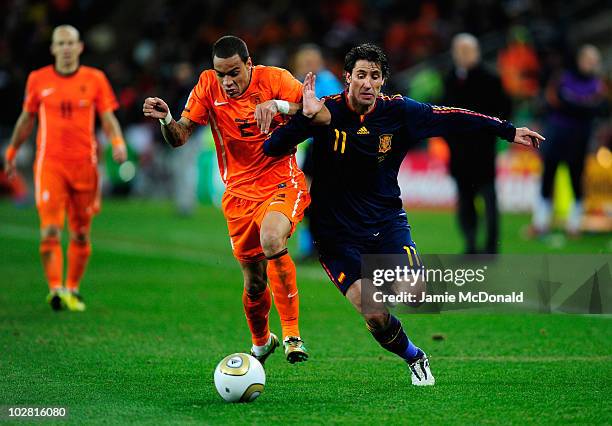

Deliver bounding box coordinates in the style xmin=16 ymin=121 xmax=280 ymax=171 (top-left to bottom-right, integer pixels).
xmin=1 ymin=1 xmax=611 ymax=423
xmin=1 ymin=0 xmax=611 ymax=241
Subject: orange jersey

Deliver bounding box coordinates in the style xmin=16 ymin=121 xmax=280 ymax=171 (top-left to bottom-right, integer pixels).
xmin=23 ymin=65 xmax=119 ymax=164
xmin=181 ymin=65 xmax=304 ymax=201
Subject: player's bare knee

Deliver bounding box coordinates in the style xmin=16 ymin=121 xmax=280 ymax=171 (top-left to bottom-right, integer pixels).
xmin=70 ymin=232 xmax=90 ymax=245
xmin=260 ymin=231 xmax=286 ymax=258
xmin=41 ymin=226 xmax=61 ymax=240
xmin=364 ymin=312 xmax=389 ymax=331
xmin=397 ymin=277 xmax=427 ymax=308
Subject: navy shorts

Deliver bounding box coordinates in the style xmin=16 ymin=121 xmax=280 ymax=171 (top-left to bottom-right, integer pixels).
xmin=316 ymin=216 xmax=422 ymax=295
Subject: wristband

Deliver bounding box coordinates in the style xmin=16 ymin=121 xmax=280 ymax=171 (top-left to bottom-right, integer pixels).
xmin=159 ymin=111 xmax=173 ymax=126
xmin=111 ymin=136 xmax=125 ymax=147
xmin=5 ymin=145 xmax=17 ymax=162
xmin=273 ymin=100 xmax=290 ymax=114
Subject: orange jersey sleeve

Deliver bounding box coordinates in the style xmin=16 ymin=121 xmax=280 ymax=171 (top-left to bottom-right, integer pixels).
xmin=94 ymin=70 xmax=119 ymax=113
xmin=274 ymin=68 xmax=303 ymax=103
xmin=181 ymin=72 xmax=212 ymax=125
xmin=23 ymin=71 xmax=41 ymax=113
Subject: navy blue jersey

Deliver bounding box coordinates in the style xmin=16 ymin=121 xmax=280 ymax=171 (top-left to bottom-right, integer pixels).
xmin=264 ymin=92 xmax=516 ymax=241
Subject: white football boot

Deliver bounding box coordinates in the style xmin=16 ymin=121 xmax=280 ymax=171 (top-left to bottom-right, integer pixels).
xmin=408 ymin=352 xmax=435 ymax=386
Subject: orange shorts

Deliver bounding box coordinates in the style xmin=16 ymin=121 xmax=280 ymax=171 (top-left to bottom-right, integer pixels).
xmin=222 ymin=185 xmax=311 ymax=263
xmin=34 ymin=160 xmax=99 ymax=233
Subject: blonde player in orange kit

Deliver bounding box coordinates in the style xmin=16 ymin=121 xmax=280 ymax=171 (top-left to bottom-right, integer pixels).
xmin=4 ymin=25 xmax=127 ymax=312
xmin=144 ymin=36 xmax=320 ymax=364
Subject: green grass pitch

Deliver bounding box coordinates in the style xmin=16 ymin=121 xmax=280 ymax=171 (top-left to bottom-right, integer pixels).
xmin=1 ymin=199 xmax=610 ymax=424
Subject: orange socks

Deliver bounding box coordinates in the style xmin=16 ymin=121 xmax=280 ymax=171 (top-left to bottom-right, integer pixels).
xmin=66 ymin=240 xmax=91 ymax=291
xmin=243 ymin=250 xmax=300 ymax=346
xmin=40 ymin=236 xmax=91 ymax=292
xmin=40 ymin=237 xmax=62 ymax=290
xmin=267 ymin=252 xmax=300 ymax=339
xmin=243 ymin=286 xmax=272 ymax=346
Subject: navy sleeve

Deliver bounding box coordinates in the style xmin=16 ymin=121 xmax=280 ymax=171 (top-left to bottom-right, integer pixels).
xmin=263 ymin=113 xmax=315 ymax=157
xmin=401 ymin=97 xmax=516 ymax=142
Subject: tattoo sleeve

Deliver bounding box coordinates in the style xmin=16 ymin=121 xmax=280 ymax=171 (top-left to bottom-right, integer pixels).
xmin=161 ymin=118 xmax=197 ymax=148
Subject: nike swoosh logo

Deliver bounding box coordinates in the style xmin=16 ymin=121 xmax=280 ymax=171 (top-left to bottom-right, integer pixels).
xmin=373 ymin=232 xmax=380 ymax=236
xmin=41 ymin=88 xmax=55 ymax=97
xmin=214 ymin=100 xmax=228 ymax=106
xmin=288 ymin=291 xmax=298 ymax=298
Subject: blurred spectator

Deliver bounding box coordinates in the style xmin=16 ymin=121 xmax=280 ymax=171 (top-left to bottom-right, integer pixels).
xmin=292 ymin=44 xmax=343 ymax=260
xmin=293 ymin=44 xmax=343 ymax=95
xmin=530 ymin=44 xmax=607 ymax=237
xmin=497 ymin=26 xmax=541 ymax=100
xmin=443 ymin=33 xmax=512 ymax=254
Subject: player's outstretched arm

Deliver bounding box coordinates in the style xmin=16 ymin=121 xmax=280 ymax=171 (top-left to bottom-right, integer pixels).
xmin=407 ymin=99 xmax=544 ymax=149
xmin=143 ymin=97 xmax=197 ymax=148
xmin=100 ymin=111 xmax=127 ymax=163
xmin=4 ymin=110 xmax=36 ymax=178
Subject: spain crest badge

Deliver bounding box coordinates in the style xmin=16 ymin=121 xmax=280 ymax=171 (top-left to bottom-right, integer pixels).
xmin=378 ymin=134 xmax=392 ymax=153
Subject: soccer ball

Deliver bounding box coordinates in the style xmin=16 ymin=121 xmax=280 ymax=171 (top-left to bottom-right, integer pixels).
xmin=213 ymin=353 xmax=266 ymax=403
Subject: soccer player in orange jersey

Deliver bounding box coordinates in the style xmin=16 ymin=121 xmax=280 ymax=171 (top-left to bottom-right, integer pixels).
xmin=4 ymin=25 xmax=127 ymax=312
xmin=143 ymin=36 xmax=319 ymax=364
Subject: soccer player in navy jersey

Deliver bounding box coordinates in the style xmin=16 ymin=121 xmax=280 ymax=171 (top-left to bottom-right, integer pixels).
xmin=264 ymin=44 xmax=544 ymax=386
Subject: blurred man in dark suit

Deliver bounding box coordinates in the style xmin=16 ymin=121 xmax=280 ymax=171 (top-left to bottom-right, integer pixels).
xmin=443 ymin=33 xmax=512 ymax=253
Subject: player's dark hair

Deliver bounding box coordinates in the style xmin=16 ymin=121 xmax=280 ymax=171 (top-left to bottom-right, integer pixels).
xmin=344 ymin=43 xmax=390 ymax=79
xmin=212 ymin=36 xmax=249 ymax=63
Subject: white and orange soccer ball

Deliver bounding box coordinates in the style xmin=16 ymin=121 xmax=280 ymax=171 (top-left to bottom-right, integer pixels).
xmin=213 ymin=353 xmax=265 ymax=403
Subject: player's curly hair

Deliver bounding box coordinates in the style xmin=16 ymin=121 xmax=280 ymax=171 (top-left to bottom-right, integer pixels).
xmin=344 ymin=44 xmax=390 ymax=80
xmin=213 ymin=36 xmax=249 ymax=63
